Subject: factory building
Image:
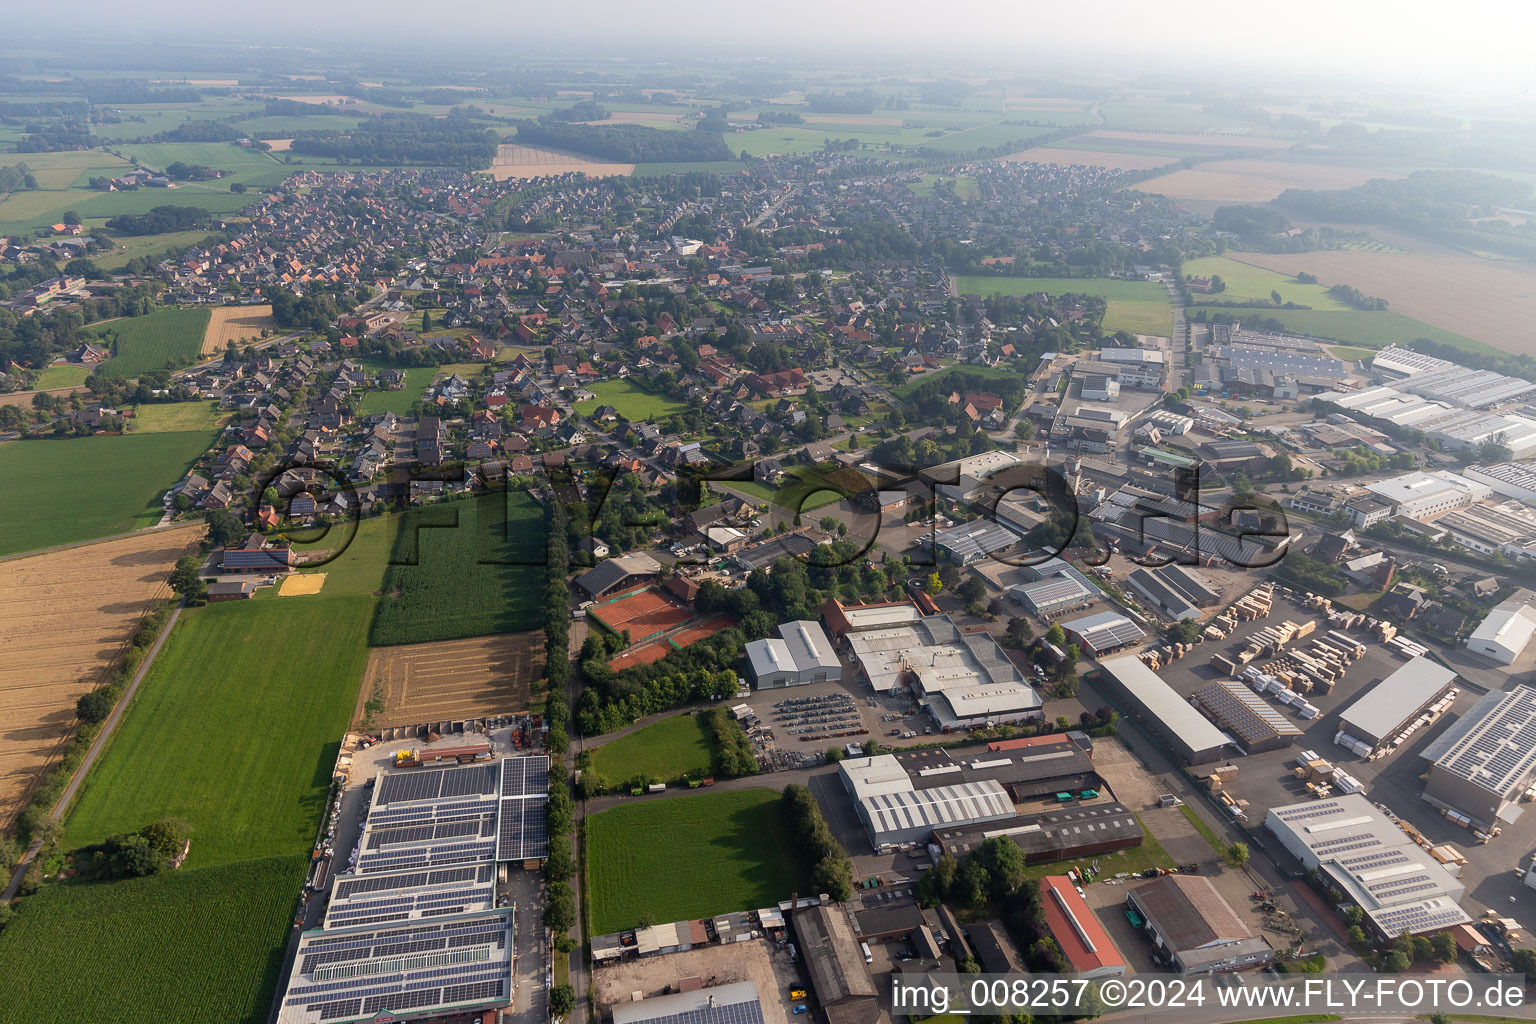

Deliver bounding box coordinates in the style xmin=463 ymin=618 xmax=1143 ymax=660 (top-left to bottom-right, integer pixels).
xmin=930 ymin=520 xmax=1024 ymax=566
xmin=1421 ymin=685 xmax=1536 ymax=830
xmin=1364 ymin=470 xmax=1490 ymax=521
xmin=1061 ymin=610 xmax=1146 ymax=657
xmin=1265 ymin=795 xmax=1470 ymax=937
xmin=1191 ymin=680 xmax=1303 ymax=754
xmin=745 ymin=619 xmax=841 ymax=688
xmin=1466 ymin=598 xmax=1536 ymax=665
xmin=1040 ymin=875 xmax=1127 ymax=978
xmin=1125 ymin=875 xmax=1273 ymax=973
xmin=1126 ymin=564 xmax=1220 ymax=622
xmin=932 ymin=801 xmax=1143 ymax=863
xmin=837 ymin=754 xmax=1015 ymax=851
xmin=1336 ymin=657 xmax=1458 ymax=755
xmin=1096 ymin=655 xmax=1231 ymax=764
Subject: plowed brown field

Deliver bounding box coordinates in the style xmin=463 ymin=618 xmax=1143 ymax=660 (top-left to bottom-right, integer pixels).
xmin=358 ymin=631 xmax=544 ymax=728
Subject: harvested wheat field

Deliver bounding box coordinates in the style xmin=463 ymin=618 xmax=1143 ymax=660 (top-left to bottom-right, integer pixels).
xmin=202 ymin=304 xmax=277 ymax=355
xmin=1133 ymin=159 xmax=1401 ymax=202
xmin=489 ymin=143 xmax=634 ymax=180
xmin=1084 ymin=129 xmax=1295 ymax=150
xmin=1002 ymin=147 xmax=1179 ymax=171
xmin=1228 ymin=249 xmax=1536 ymax=354
xmin=357 ymin=631 xmax=544 ymax=728
xmin=261 ymin=138 xmax=294 ymax=152
xmin=0 ymin=525 xmax=202 ymax=825
xmin=278 ymin=573 xmax=326 ymax=596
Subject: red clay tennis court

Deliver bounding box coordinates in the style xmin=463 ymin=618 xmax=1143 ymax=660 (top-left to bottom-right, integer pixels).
xmin=605 ymin=615 xmax=739 ymax=671
xmin=588 ymin=585 xmax=691 ymax=640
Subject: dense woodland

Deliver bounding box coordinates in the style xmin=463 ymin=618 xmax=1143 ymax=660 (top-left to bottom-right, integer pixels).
xmin=512 ymin=121 xmax=733 ymax=163
xmin=288 ymin=114 xmax=501 ymax=169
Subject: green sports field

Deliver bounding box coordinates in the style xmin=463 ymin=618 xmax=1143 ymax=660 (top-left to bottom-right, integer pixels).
xmin=32 ymin=363 xmax=91 ymax=389
xmin=88 ymin=307 xmax=212 ymax=378
xmin=573 ymin=379 xmax=687 ymax=421
xmin=590 ymin=714 xmax=713 ymax=784
xmin=0 ymin=854 xmax=305 ymax=1024
xmin=586 ymin=788 xmax=812 ymax=934
xmin=0 ymin=429 xmax=218 ymax=557
xmin=60 ymin=595 xmax=374 ymax=867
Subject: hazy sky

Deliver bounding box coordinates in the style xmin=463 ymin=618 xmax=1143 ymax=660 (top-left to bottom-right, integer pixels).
xmin=12 ymin=0 xmax=1536 ymax=96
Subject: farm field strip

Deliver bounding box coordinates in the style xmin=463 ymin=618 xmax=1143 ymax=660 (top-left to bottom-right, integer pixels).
xmin=358 ymin=631 xmax=543 ymax=727
xmin=60 ymin=595 xmax=374 ymax=867
xmin=0 ymin=854 xmax=307 ymax=1024
xmin=1131 ymin=158 xmax=1404 ymax=203
xmin=489 ymin=143 xmax=634 ymax=179
xmin=1180 ymin=255 xmax=1352 ymax=310
xmin=1226 ymin=249 xmax=1536 ymax=354
xmin=88 ymin=306 xmax=212 ymax=378
xmin=0 ymin=428 xmax=221 ymax=557
xmin=202 ymin=304 xmax=277 ymax=355
xmin=0 ymin=528 xmax=201 ymax=825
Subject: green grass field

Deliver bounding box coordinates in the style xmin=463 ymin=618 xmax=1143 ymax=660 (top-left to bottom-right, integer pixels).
xmin=0 ymin=854 xmax=305 ymax=1024
xmin=586 ymin=788 xmax=811 ymax=934
xmin=286 ymin=512 xmax=401 ymax=597
xmin=1103 ymin=299 xmax=1175 ymax=336
xmin=32 ymin=362 xmax=91 ymax=389
xmin=369 ymin=489 xmax=545 ymax=646
xmin=573 ymin=379 xmax=687 ymax=422
xmin=61 ymin=595 xmax=373 ymax=867
xmin=356 ymin=366 xmax=434 ymax=414
xmin=1181 ymin=256 xmax=1350 ymax=310
xmin=89 ymin=307 xmax=212 ymax=378
xmin=128 ymin=401 xmax=229 ymax=434
xmin=715 ymin=465 xmax=843 ymax=512
xmin=0 ymin=429 xmax=217 ymax=557
xmin=590 ymin=715 xmax=713 ymax=783
xmin=956 ymin=275 xmax=1174 ymax=337
xmin=94 ymin=229 xmax=213 ymax=271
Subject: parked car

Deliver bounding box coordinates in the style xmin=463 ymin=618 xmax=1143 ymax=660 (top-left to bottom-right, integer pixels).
xmin=790 ymin=990 xmax=806 ymax=1000
xmin=793 ymin=1006 xmax=808 ymax=1015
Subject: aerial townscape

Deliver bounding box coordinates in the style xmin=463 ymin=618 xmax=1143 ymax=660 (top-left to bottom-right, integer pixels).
xmin=5 ymin=9 xmax=1536 ymax=1024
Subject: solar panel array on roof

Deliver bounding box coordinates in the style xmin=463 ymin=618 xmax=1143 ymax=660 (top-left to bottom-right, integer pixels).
xmin=1421 ymin=686 xmax=1536 ymax=797
xmin=496 ymin=756 xmax=551 ymax=861
xmin=278 ymin=911 xmax=514 ymax=1024
xmin=612 ymin=983 xmax=767 ymax=1024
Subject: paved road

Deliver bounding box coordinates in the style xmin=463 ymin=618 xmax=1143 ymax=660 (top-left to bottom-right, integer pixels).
xmin=1 ymin=597 xmax=189 ymax=904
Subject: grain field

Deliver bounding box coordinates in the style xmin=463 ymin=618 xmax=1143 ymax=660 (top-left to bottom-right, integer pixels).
xmin=357 ymin=631 xmax=544 ymax=727
xmin=201 ymin=305 xmax=277 ymax=356
xmin=488 ymin=143 xmax=634 ymax=180
xmin=0 ymin=526 xmax=203 ymax=825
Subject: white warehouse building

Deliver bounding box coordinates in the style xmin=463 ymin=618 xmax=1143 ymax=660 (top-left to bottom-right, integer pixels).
xmin=1466 ymin=599 xmax=1536 ymax=665
xmin=745 ymin=620 xmax=841 ymax=688
xmin=1364 ymin=470 xmax=1491 ymax=521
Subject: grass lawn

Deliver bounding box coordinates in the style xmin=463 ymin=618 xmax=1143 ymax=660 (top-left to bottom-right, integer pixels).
xmin=0 ymin=854 xmax=305 ymax=1024
xmin=0 ymin=429 xmax=218 ymax=557
xmin=586 ymin=788 xmax=812 ymax=934
xmin=88 ymin=307 xmax=212 ymax=378
xmin=94 ymin=229 xmax=215 ymax=271
xmin=357 ymin=366 xmax=434 ymax=414
xmin=33 ymin=363 xmax=90 ymax=389
xmin=369 ymin=490 xmax=545 ymax=646
xmin=128 ymin=401 xmax=229 ymax=434
xmin=590 ymin=714 xmax=713 ymax=784
xmin=717 ymin=465 xmax=843 ymax=512
xmin=1181 ymin=256 xmax=1350 ymax=310
xmin=1325 ymin=345 xmax=1378 ymax=362
xmin=1103 ymin=299 xmax=1175 ymax=336
xmin=574 ymin=379 xmax=687 ymax=422
xmin=61 ymin=596 xmax=373 ymax=867
xmin=286 ymin=512 xmax=401 ymax=598
xmin=1180 ymin=803 xmax=1227 ymax=855
xmin=891 ymin=363 xmax=1023 ymax=403
xmin=1020 ymin=814 xmax=1174 ymax=883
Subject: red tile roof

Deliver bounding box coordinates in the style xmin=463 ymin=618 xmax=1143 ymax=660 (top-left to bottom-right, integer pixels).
xmin=1040 ymin=876 xmax=1124 ymax=975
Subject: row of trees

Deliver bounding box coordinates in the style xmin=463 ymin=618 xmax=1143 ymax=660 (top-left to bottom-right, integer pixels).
xmin=699 ymin=708 xmax=758 ymax=780
xmin=72 ymin=819 xmax=189 ymax=881
xmin=574 ymin=668 xmax=739 ymax=737
xmin=781 ymin=784 xmax=853 ymax=902
xmin=544 ymin=499 xmax=571 ymax=753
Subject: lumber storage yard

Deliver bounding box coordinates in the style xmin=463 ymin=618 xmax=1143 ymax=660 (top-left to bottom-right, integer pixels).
xmin=0 ymin=527 xmax=201 ymax=825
